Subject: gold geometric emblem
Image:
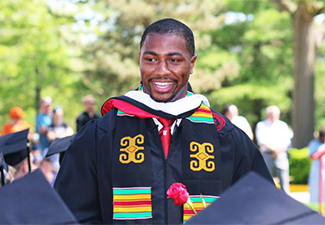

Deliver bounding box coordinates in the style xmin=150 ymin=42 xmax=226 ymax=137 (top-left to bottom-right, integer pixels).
xmin=119 ymin=134 xmax=145 ymax=164
xmin=189 ymin=142 xmax=215 ymax=172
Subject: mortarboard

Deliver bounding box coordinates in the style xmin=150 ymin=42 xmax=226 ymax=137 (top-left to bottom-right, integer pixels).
xmin=0 ymin=129 xmax=30 ymax=168
xmin=0 ymin=169 xmax=78 ymax=224
xmin=46 ymin=134 xmax=75 ymax=165
xmin=187 ymin=172 xmax=325 ymax=224
xmin=46 ymin=134 xmax=75 ymax=158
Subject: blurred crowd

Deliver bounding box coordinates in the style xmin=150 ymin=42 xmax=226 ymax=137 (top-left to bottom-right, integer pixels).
xmin=224 ymin=104 xmax=325 ymax=203
xmin=0 ymin=95 xmax=99 ymax=185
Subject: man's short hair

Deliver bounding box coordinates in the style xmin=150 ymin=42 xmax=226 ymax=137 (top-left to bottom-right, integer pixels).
xmin=140 ymin=18 xmax=195 ymax=56
xmin=319 ymin=128 xmax=325 ymax=138
xmin=266 ymin=105 xmax=280 ymax=116
xmin=41 ymin=96 xmax=52 ymax=105
xmin=82 ymin=95 xmax=96 ymax=104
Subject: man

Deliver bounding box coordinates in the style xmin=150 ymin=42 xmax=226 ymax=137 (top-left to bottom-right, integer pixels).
xmin=76 ymin=95 xmax=99 ymax=132
xmin=55 ymin=18 xmax=272 ymax=224
xmin=223 ymin=104 xmax=254 ymax=140
xmin=255 ymin=105 xmax=292 ymax=193
xmin=36 ymin=96 xmax=53 ymax=153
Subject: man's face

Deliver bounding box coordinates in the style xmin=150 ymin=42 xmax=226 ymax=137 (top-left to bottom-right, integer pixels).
xmin=84 ymin=101 xmax=95 ymax=112
xmin=139 ymin=34 xmax=197 ymax=102
xmin=41 ymin=103 xmax=52 ymax=115
xmin=267 ymin=111 xmax=280 ymax=122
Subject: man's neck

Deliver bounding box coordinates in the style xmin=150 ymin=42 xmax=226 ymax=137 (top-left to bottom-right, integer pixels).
xmin=87 ymin=111 xmax=94 ymax=117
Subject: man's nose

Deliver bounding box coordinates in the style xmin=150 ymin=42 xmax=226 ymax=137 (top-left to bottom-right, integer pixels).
xmin=155 ymin=60 xmax=170 ymax=76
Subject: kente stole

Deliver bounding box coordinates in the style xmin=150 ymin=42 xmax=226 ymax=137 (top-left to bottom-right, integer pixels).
xmin=103 ymin=96 xmax=225 ymax=224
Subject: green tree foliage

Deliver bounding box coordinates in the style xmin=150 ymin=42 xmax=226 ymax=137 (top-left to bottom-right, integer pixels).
xmin=207 ymin=1 xmax=293 ymax=129
xmin=0 ymin=0 xmax=89 ymax=131
xmin=2 ymin=0 xmax=325 ymax=142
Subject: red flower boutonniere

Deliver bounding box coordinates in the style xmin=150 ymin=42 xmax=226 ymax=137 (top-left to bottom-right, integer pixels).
xmin=167 ymin=183 xmax=197 ymax=214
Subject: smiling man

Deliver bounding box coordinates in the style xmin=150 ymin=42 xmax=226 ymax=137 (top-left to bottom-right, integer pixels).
xmin=54 ymin=18 xmax=272 ymax=224
xmin=140 ymin=32 xmax=196 ymax=102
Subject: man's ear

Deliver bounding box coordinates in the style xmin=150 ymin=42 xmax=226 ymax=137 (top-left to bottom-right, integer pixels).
xmin=190 ymin=54 xmax=197 ymax=74
xmin=22 ymin=159 xmax=28 ymax=173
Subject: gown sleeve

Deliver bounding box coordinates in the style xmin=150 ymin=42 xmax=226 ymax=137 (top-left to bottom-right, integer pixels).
xmin=54 ymin=120 xmax=102 ymax=224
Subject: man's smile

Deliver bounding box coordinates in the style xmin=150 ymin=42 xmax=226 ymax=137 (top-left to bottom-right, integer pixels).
xmin=150 ymin=79 xmax=176 ymax=93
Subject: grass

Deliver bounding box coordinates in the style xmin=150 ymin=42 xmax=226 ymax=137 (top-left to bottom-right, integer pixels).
xmin=305 ymin=203 xmax=325 ymax=215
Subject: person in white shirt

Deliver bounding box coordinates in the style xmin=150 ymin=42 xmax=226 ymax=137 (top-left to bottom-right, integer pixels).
xmin=255 ymin=105 xmax=292 ymax=193
xmin=223 ymin=104 xmax=254 ymax=140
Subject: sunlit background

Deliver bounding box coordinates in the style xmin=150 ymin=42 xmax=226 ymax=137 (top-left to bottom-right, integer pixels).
xmin=2 ymin=0 xmax=325 ymax=211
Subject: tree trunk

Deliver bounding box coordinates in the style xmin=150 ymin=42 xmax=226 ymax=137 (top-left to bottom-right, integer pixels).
xmin=292 ymin=5 xmax=317 ymax=148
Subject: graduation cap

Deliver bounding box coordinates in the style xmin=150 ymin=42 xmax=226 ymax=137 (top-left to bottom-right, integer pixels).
xmin=0 ymin=129 xmax=31 ymax=172
xmin=46 ymin=134 xmax=75 ymax=164
xmin=187 ymin=172 xmax=325 ymax=224
xmin=0 ymin=169 xmax=78 ymax=224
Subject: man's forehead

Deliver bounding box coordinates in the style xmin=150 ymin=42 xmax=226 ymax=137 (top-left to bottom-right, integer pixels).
xmin=140 ymin=33 xmax=190 ymax=56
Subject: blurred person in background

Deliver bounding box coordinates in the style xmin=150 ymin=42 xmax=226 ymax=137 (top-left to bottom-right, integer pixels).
xmin=1 ymin=107 xmax=30 ymax=135
xmin=308 ymin=128 xmax=325 ymax=203
xmin=46 ymin=106 xmax=74 ymax=173
xmin=223 ymin=104 xmax=254 ymax=140
xmin=30 ymin=133 xmax=42 ymax=167
xmin=39 ymin=158 xmax=55 ymax=186
xmin=36 ymin=96 xmax=53 ymax=153
xmin=47 ymin=106 xmax=74 ymax=142
xmin=76 ymin=95 xmax=99 ymax=132
xmin=255 ymin=105 xmax=292 ymax=193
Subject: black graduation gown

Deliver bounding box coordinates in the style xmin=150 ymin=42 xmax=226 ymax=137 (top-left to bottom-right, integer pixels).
xmin=54 ymin=108 xmax=272 ymax=224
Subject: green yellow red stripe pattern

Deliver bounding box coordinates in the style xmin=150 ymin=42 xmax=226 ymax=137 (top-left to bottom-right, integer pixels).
xmin=183 ymin=195 xmax=219 ymax=224
xmin=187 ymin=103 xmax=214 ymax=124
xmin=117 ymin=109 xmax=134 ymax=117
xmin=113 ymin=187 xmax=152 ymax=220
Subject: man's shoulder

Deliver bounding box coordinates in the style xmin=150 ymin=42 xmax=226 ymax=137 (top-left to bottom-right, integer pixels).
xmin=77 ymin=111 xmax=88 ymax=119
xmin=234 ymin=116 xmax=248 ymax=123
xmin=96 ymin=108 xmax=118 ymax=132
xmin=36 ymin=113 xmax=44 ymax=120
xmin=256 ymin=119 xmax=268 ymax=126
xmin=209 ymin=108 xmax=234 ymax=135
xmin=36 ymin=113 xmax=51 ymax=124
xmin=278 ymin=120 xmax=289 ymax=126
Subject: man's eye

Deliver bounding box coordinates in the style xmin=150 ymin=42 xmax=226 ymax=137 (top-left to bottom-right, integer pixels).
xmin=146 ymin=58 xmax=156 ymax=62
xmin=170 ymin=58 xmax=179 ymax=62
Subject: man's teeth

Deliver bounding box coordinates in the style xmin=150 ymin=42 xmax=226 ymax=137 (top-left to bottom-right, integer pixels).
xmin=155 ymin=82 xmax=172 ymax=87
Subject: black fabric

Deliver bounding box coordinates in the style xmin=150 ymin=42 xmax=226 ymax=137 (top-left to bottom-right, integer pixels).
xmin=0 ymin=169 xmax=77 ymax=224
xmin=187 ymin=172 xmax=325 ymax=224
xmin=55 ymin=104 xmax=273 ymax=224
xmin=54 ymin=121 xmax=102 ymax=224
xmin=76 ymin=111 xmax=100 ymax=132
xmin=181 ymin=119 xmax=223 ymax=196
xmin=112 ymin=116 xmax=152 ymax=188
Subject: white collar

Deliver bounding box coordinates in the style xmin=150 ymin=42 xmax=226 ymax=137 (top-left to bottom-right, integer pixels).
xmin=124 ymin=91 xmax=210 ymax=116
